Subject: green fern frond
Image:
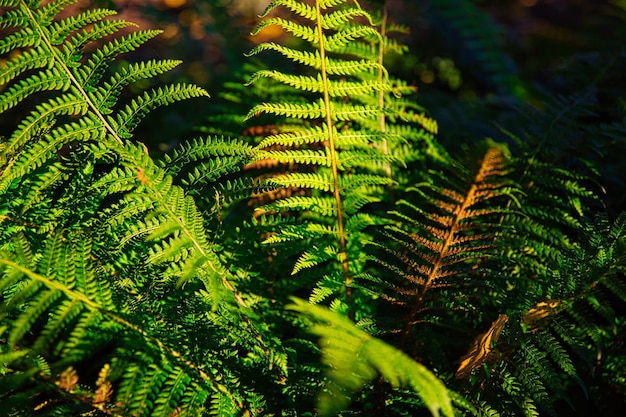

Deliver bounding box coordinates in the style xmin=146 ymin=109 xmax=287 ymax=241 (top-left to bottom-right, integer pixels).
xmin=251 ymin=17 xmax=318 ymax=43
xmin=292 ymin=245 xmax=338 ymax=275
xmin=257 ymin=127 xmax=327 ymax=148
xmin=256 ymin=148 xmax=330 ymax=167
xmin=91 ymin=58 xmax=183 ymax=110
xmin=261 ymin=195 xmax=337 ymax=216
xmin=1 ymin=2 xmax=284 ymax=414
xmin=78 ymin=29 xmax=164 ymax=85
xmin=288 ymin=297 xmax=454 ymax=417
xmin=247 ymin=42 xmax=382 ymax=76
xmin=244 ymin=0 xmax=442 ymax=316
xmin=114 ymin=84 xmax=209 ymax=138
xmin=262 ymin=222 xmax=337 ymax=245
xmin=250 ymin=69 xmax=389 ymax=97
xmin=247 ymin=100 xmax=325 ymax=120
xmin=261 ymin=0 xmax=316 ymax=20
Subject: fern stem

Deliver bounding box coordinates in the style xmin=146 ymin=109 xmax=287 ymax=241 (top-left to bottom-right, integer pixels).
xmin=315 ymin=0 xmax=352 ymax=313
xmin=378 ymin=5 xmax=391 ymax=181
xmin=375 ymin=6 xmax=391 ymax=413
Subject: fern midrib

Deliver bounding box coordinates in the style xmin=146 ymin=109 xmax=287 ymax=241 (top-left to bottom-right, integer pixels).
xmin=21 ymin=0 xmax=125 ymax=146
xmin=315 ymin=0 xmax=352 ymax=309
xmin=378 ymin=6 xmax=392 ymax=181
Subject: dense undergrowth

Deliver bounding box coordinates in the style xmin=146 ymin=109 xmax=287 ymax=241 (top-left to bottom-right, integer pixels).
xmin=1 ymin=0 xmax=625 ymax=416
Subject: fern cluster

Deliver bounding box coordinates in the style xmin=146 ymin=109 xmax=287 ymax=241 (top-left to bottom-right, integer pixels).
xmin=0 ymin=0 xmax=278 ymax=415
xmin=1 ymin=0 xmax=625 ymax=416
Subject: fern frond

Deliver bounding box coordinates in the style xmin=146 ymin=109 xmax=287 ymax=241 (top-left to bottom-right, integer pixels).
xmin=361 ymin=147 xmax=519 ymax=369
xmin=266 ymin=172 xmax=334 ymax=192
xmin=246 ymin=42 xmax=382 ymax=76
xmin=92 ymin=58 xmax=183 ymax=111
xmin=288 ymin=298 xmax=454 ymax=417
xmin=249 ymin=69 xmax=388 ymax=97
xmin=245 ymin=0 xmax=440 ymax=315
xmin=261 ymin=0 xmax=316 ymax=20
xmin=252 ymin=17 xmax=317 ymax=43
xmin=78 ymin=29 xmax=164 ymax=85
xmin=261 ymin=195 xmax=337 ymax=216
xmin=256 ymin=148 xmax=330 ymax=167
xmin=114 ymin=84 xmax=209 ymax=138
xmin=1 ymin=2 xmax=280 ymax=414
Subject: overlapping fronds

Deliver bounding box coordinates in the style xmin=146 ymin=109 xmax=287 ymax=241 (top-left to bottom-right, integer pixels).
xmin=0 ymin=1 xmax=282 ymax=415
xmin=458 ymin=212 xmax=626 ymax=416
xmin=245 ymin=0 xmax=440 ymax=314
xmin=0 ymin=0 xmax=207 ymax=193
xmin=0 ymin=233 xmax=254 ymax=417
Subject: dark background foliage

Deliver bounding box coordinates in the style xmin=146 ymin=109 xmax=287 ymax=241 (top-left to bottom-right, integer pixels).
xmin=100 ymin=0 xmax=625 ymax=216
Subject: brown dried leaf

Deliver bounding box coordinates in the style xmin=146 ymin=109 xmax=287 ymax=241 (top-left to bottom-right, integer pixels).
xmin=455 ymin=314 xmax=509 ymax=379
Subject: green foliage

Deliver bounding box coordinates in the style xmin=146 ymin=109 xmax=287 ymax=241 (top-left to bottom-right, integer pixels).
xmin=1 ymin=0 xmax=625 ymax=416
xmin=288 ymin=297 xmax=454 ymax=417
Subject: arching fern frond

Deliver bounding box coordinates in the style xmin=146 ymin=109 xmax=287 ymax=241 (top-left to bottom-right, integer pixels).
xmin=0 ymin=1 xmax=285 ymax=415
xmin=288 ymin=297 xmax=455 ymax=417
xmin=0 ymin=0 xmax=208 ymax=194
xmin=0 ymin=236 xmax=254 ymax=417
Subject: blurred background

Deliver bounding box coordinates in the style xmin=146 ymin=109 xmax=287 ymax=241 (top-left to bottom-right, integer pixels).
xmin=105 ymin=0 xmax=626 ymax=212
xmin=42 ymin=0 xmax=626 ymax=215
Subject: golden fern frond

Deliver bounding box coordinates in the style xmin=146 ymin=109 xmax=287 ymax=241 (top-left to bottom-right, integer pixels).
xmin=364 ymin=147 xmax=517 ymax=342
xmin=244 ymin=0 xmax=441 ymax=315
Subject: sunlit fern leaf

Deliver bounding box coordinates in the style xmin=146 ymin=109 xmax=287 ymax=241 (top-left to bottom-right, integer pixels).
xmin=257 ymin=126 xmax=328 ymax=148
xmin=261 ymin=195 xmax=337 ymax=217
xmin=265 ymin=171 xmax=334 ymax=192
xmin=256 ymin=148 xmax=331 ymax=167
xmin=91 ymin=58 xmax=183 ymax=111
xmin=247 ymin=100 xmax=325 ymax=120
xmin=363 ymin=147 xmax=516 ymax=339
xmin=113 ymin=84 xmax=209 ymax=139
xmin=0 ymin=240 xmax=255 ymax=416
xmin=161 ymin=136 xmax=254 ymax=177
xmin=288 ymin=297 xmax=455 ymax=417
xmin=0 ymin=0 xmax=209 ymax=195
xmin=78 ymin=29 xmax=164 ymax=84
xmin=246 ymin=43 xmax=382 ymax=76
xmin=0 ymin=1 xmax=278 ymax=415
xmin=209 ymin=391 xmax=240 ymax=417
xmin=455 ymin=314 xmax=509 ymax=379
xmin=261 ymin=222 xmax=337 ymax=245
xmin=292 ymin=244 xmax=338 ymax=275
